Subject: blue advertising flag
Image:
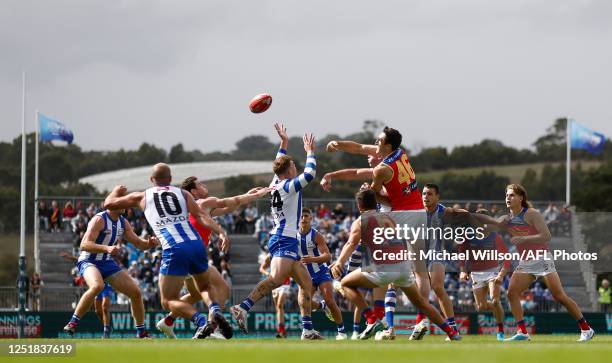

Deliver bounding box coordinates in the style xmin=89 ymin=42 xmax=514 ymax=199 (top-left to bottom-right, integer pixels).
xmin=570 ymin=121 xmax=605 ymax=155
xmin=38 ymin=113 xmax=73 ymax=144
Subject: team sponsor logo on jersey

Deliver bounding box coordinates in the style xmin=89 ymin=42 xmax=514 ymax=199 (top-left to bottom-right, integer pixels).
xmin=154 ymin=215 xmax=187 ymax=228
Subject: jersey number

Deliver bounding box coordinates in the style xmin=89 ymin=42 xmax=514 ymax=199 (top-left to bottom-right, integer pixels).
xmin=395 ymin=154 xmax=416 ymax=184
xmin=271 ymin=190 xmax=283 ymax=211
xmin=153 ymin=192 xmax=182 ymax=217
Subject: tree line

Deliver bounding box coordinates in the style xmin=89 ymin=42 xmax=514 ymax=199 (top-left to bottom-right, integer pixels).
xmin=0 ymin=118 xmax=610 ymax=232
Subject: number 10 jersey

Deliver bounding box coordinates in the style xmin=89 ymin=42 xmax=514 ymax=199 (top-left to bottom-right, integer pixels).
xmin=144 ymin=185 xmax=201 ymax=250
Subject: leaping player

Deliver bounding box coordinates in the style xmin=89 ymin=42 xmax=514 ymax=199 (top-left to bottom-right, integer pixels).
xmin=472 ymin=184 xmax=594 ymax=342
xmin=326 ymin=127 xmax=438 ymax=340
xmin=231 ymin=123 xmax=324 ymax=340
xmin=62 ymin=207 xmax=159 ymax=338
xmin=103 ymin=164 xmax=233 ymax=339
xmin=320 ymin=154 xmax=398 ymax=340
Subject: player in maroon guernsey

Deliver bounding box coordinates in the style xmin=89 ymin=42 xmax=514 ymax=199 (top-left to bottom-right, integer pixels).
xmin=329 ymin=189 xmax=460 ymax=341
xmin=473 ymin=184 xmax=594 ymax=342
xmin=156 ymin=177 xmax=270 ymax=339
xmin=326 ymin=127 xmax=434 ymax=339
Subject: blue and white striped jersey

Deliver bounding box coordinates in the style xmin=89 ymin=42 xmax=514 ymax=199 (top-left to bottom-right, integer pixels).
xmin=426 ymin=203 xmax=447 ymax=252
xmin=269 ymin=148 xmax=316 ymax=239
xmin=144 ymin=185 xmax=201 ymax=250
xmin=297 ymin=228 xmax=328 ymax=274
xmin=78 ymin=211 xmax=125 ymax=262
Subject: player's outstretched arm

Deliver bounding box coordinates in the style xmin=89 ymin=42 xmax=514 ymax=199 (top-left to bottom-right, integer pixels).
xmin=288 ymin=133 xmax=317 ymax=193
xmin=469 ymin=212 xmax=508 ymax=232
xmin=208 ymin=187 xmax=271 ymax=217
xmin=274 ymin=122 xmax=289 ymax=158
xmin=368 ymin=166 xmax=392 ymax=205
xmin=184 ymin=190 xmax=230 ymax=252
xmin=123 ymin=221 xmax=159 ymax=251
xmin=301 ymin=232 xmax=332 ymax=265
xmin=320 ymin=168 xmax=374 ymax=192
xmin=80 ymin=216 xmax=120 ymax=255
xmin=326 ymin=140 xmax=377 ymax=156
xmin=103 ymin=185 xmax=144 ymax=210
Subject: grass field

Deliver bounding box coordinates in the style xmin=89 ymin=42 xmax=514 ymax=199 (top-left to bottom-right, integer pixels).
xmin=2 ymin=336 xmax=611 ymax=363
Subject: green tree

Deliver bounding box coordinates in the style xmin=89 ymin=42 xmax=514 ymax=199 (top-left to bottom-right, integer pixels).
xmin=169 ymin=143 xmax=195 ymax=163
xmin=224 ymin=175 xmax=257 ymax=197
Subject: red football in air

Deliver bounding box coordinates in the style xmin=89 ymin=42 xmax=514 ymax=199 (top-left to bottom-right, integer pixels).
xmin=249 ymin=93 xmax=272 ymax=113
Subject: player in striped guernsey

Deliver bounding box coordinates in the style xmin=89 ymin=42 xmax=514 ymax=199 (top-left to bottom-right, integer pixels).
xmin=103 ymin=163 xmax=233 ymax=339
xmin=156 ymin=176 xmax=270 ymax=339
xmin=63 ymin=208 xmax=159 ymax=338
xmin=231 ymin=123 xmax=323 ymax=340
xmin=298 ymin=208 xmax=347 ymax=340
xmin=417 ymin=183 xmax=459 ymax=340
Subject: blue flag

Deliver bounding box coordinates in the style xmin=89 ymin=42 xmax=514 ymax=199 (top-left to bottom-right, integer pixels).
xmin=38 ymin=113 xmax=74 ymax=144
xmin=570 ymin=121 xmax=605 ymax=155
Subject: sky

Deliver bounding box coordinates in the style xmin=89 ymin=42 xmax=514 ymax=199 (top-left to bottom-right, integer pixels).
xmin=1 ymin=0 xmax=611 ymax=154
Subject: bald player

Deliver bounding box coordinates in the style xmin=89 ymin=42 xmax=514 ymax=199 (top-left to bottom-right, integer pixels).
xmin=103 ymin=163 xmax=232 ymax=339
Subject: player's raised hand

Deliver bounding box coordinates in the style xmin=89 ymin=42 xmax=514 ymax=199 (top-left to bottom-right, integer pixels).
xmin=320 ymin=174 xmax=332 ymax=192
xmin=274 ymin=123 xmax=288 ymax=142
xmin=326 ymin=140 xmax=339 ymax=152
xmin=303 ymin=133 xmax=315 ymax=153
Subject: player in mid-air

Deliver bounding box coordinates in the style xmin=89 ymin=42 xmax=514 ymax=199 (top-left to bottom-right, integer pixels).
xmin=330 ymin=189 xmax=461 ymax=341
xmin=103 ymin=164 xmax=233 ymax=339
xmin=320 ymin=155 xmax=398 ymax=340
xmin=298 ymin=207 xmax=347 ymax=340
xmin=473 ymin=184 xmax=595 ymax=342
xmin=156 ymin=177 xmax=269 ymax=339
xmin=62 ymin=207 xmax=159 ymax=338
xmin=458 ymin=209 xmax=510 ymax=341
xmin=326 ymin=127 xmax=434 ymax=340
xmin=95 ymin=283 xmax=113 ymax=338
xmin=231 ymin=123 xmax=324 ymax=340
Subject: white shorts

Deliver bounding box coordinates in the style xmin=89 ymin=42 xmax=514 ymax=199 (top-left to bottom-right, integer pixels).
xmin=390 ymin=210 xmax=428 ymax=273
xmin=361 ymin=267 xmax=415 ymax=288
xmin=514 ymin=253 xmax=556 ymax=277
xmin=272 ymin=284 xmax=290 ymax=298
xmin=471 ymin=268 xmax=499 ymax=289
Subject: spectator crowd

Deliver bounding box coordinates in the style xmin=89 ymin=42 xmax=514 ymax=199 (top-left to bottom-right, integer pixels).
xmin=38 ymin=198 xmax=573 ymax=313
